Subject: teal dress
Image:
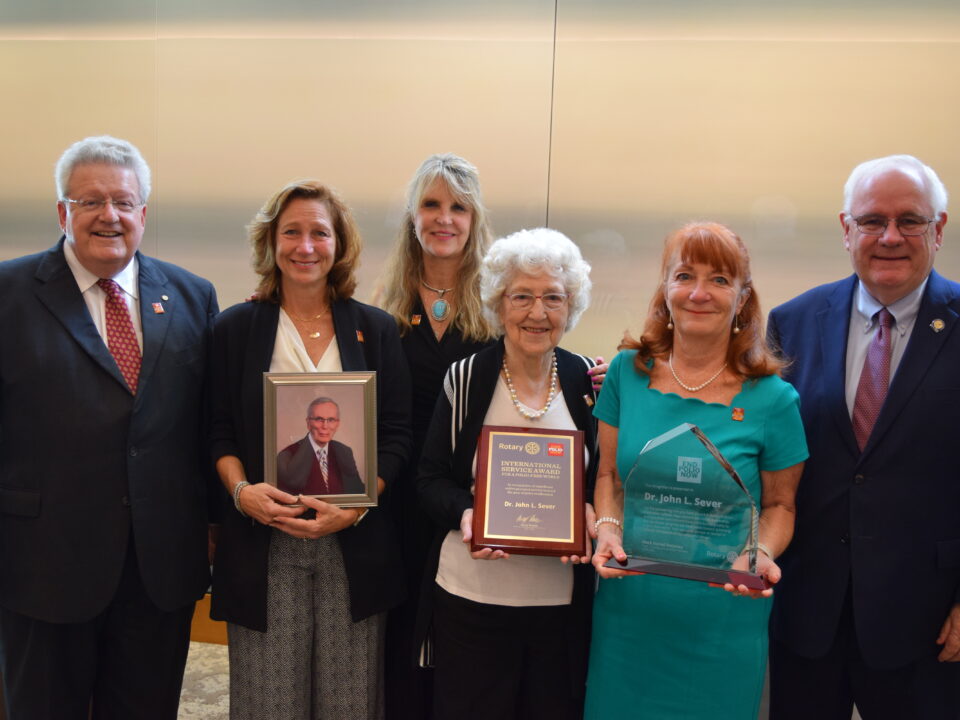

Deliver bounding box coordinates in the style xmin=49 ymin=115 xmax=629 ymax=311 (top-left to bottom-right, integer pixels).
xmin=584 ymin=350 xmax=808 ymax=719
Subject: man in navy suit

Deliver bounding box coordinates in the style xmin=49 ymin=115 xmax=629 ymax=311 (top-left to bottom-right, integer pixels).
xmin=0 ymin=136 xmax=218 ymax=719
xmin=768 ymin=155 xmax=960 ymax=719
xmin=276 ymin=397 xmax=364 ymax=496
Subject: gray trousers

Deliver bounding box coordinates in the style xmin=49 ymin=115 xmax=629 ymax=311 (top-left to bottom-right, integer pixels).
xmin=227 ymin=530 xmax=384 ymax=720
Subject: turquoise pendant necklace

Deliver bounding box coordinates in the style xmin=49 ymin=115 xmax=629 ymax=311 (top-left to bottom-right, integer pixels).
xmin=421 ymin=280 xmax=453 ymax=322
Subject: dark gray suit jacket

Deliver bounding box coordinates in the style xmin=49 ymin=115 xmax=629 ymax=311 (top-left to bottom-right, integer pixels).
xmin=277 ymin=437 xmax=364 ymax=495
xmin=0 ymin=238 xmax=218 ymax=623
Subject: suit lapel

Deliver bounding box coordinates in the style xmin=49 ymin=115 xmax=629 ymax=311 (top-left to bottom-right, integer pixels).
xmin=818 ymin=276 xmax=859 ymax=456
xmin=33 ymin=241 xmax=128 ymax=391
xmin=136 ymin=255 xmax=171 ymax=400
xmin=862 ymin=271 xmax=960 ymax=458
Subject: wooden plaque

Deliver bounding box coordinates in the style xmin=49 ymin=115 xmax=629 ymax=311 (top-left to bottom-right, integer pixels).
xmin=472 ymin=425 xmax=585 ymax=557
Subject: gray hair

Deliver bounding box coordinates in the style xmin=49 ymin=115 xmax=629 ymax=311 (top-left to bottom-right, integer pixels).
xmin=843 ymin=154 xmax=948 ymax=220
xmin=480 ymin=227 xmax=592 ymax=335
xmin=55 ymin=135 xmax=152 ymax=203
xmin=307 ymin=397 xmax=340 ymax=418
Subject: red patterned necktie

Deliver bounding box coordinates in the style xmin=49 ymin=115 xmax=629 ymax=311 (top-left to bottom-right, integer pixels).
xmin=852 ymin=307 xmax=893 ymax=451
xmin=97 ymin=278 xmax=141 ymax=395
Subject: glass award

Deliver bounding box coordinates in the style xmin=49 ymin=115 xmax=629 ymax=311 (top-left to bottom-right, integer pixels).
xmin=604 ymin=423 xmax=769 ymax=590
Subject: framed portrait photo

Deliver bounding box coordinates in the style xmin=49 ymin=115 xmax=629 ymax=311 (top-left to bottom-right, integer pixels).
xmin=263 ymin=371 xmax=378 ymax=507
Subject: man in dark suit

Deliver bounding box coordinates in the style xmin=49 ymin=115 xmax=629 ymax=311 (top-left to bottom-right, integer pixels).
xmin=0 ymin=136 xmax=218 ymax=719
xmin=276 ymin=396 xmax=364 ymax=495
xmin=768 ymin=155 xmax=960 ymax=719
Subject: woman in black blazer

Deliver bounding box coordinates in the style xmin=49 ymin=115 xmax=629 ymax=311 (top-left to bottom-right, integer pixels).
xmin=210 ymin=180 xmax=411 ymax=719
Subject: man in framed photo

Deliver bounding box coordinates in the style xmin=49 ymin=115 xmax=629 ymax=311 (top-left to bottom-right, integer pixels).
xmin=277 ymin=397 xmax=364 ymax=496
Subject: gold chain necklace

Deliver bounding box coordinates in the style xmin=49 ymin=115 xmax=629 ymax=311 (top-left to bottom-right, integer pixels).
xmin=284 ymin=306 xmax=329 ymax=339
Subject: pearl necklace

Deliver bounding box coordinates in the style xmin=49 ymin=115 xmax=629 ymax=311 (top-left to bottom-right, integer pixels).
xmin=421 ymin=280 xmax=453 ymax=322
xmin=502 ymin=353 xmax=558 ymax=419
xmin=668 ymin=354 xmax=727 ymax=392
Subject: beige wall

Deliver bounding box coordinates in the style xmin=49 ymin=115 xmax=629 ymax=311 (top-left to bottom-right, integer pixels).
xmin=2 ymin=0 xmax=959 ymax=361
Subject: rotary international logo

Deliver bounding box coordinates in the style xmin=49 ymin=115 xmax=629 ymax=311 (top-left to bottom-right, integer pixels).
xmin=525 ymin=441 xmax=541 ymax=455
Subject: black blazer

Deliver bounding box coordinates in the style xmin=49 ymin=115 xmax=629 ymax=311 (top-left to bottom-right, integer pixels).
xmin=768 ymin=271 xmax=960 ymax=669
xmin=209 ymin=298 xmax=411 ymax=630
xmin=416 ymin=340 xmax=598 ymax=679
xmin=0 ymin=239 xmax=218 ymax=622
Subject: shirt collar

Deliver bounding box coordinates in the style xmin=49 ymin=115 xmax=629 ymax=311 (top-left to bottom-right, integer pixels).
xmin=62 ymin=239 xmax=139 ymax=298
xmin=855 ymin=276 xmax=928 ymax=339
xmin=308 ymin=434 xmax=328 ymax=455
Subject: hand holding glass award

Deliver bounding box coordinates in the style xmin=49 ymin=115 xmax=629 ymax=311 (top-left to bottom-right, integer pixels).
xmin=604 ymin=423 xmax=769 ymax=590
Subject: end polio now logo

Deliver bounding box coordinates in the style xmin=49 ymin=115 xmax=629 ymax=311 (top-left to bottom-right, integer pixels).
xmin=676 ymin=456 xmax=702 ymax=484
xmin=547 ymin=443 xmax=565 ymax=457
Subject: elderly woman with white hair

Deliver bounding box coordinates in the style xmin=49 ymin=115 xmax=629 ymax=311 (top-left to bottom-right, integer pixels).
xmin=417 ymin=228 xmax=598 ymax=720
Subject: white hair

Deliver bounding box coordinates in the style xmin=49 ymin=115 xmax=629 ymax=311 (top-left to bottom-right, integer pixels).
xmin=480 ymin=227 xmax=592 ymax=335
xmin=55 ymin=135 xmax=152 ymax=203
xmin=843 ymin=154 xmax=947 ymax=219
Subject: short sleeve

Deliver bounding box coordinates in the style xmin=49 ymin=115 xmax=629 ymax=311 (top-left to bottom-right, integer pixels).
xmin=593 ymin=349 xmax=634 ymax=428
xmin=759 ymin=378 xmax=809 ymax=472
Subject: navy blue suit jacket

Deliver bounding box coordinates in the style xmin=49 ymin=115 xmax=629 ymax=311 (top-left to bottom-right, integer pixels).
xmin=768 ymin=270 xmax=960 ymax=669
xmin=0 ymin=239 xmax=218 ymax=623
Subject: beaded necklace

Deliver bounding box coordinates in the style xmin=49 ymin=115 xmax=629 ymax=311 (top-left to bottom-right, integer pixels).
xmin=668 ymin=354 xmax=727 ymax=392
xmin=501 ymin=353 xmax=558 ymax=419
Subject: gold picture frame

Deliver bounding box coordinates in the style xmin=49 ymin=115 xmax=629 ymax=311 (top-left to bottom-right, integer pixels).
xmin=263 ymin=371 xmax=378 ymax=507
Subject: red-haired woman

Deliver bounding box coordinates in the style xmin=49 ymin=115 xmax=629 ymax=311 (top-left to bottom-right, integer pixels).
xmin=587 ymin=222 xmax=808 ymax=718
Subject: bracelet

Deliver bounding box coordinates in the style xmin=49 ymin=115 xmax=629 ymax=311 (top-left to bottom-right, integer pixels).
xmin=744 ymin=542 xmax=773 ymax=559
xmin=233 ymin=481 xmax=250 ymax=517
xmin=352 ymin=508 xmax=369 ymax=527
xmin=594 ymin=516 xmax=622 ymax=534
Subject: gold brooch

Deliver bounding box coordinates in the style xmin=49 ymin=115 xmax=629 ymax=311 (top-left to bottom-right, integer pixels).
xmin=930 ymin=319 xmax=945 ymax=333
xmin=731 ymin=407 xmax=745 ymax=422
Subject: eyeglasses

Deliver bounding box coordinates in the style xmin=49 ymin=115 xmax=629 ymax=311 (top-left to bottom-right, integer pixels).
xmin=308 ymin=416 xmax=339 ymax=424
xmin=64 ymin=197 xmax=144 ymax=214
xmin=852 ymin=214 xmax=935 ymax=237
xmin=504 ymin=292 xmax=568 ymax=310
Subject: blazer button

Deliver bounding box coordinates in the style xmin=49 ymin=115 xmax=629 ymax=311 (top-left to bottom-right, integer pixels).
xmin=853 ymin=473 xmax=865 ymax=485
xmin=129 ymin=446 xmax=138 ymax=457
xmin=840 ymin=535 xmax=849 ymax=544
xmin=121 ymin=496 xmax=131 ymax=507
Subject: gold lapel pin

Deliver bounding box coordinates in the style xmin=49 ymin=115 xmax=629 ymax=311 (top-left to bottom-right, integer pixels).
xmin=731 ymin=407 xmax=745 ymax=422
xmin=411 ymin=314 xmax=422 ymax=326
xmin=930 ymin=319 xmax=945 ymax=333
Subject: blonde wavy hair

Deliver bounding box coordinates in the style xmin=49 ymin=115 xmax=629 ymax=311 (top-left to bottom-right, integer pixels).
xmin=377 ymin=153 xmax=495 ymax=341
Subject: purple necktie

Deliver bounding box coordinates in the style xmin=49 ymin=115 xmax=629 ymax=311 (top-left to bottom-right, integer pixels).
xmin=97 ymin=279 xmax=141 ymax=395
xmin=852 ymin=308 xmax=893 ymax=451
